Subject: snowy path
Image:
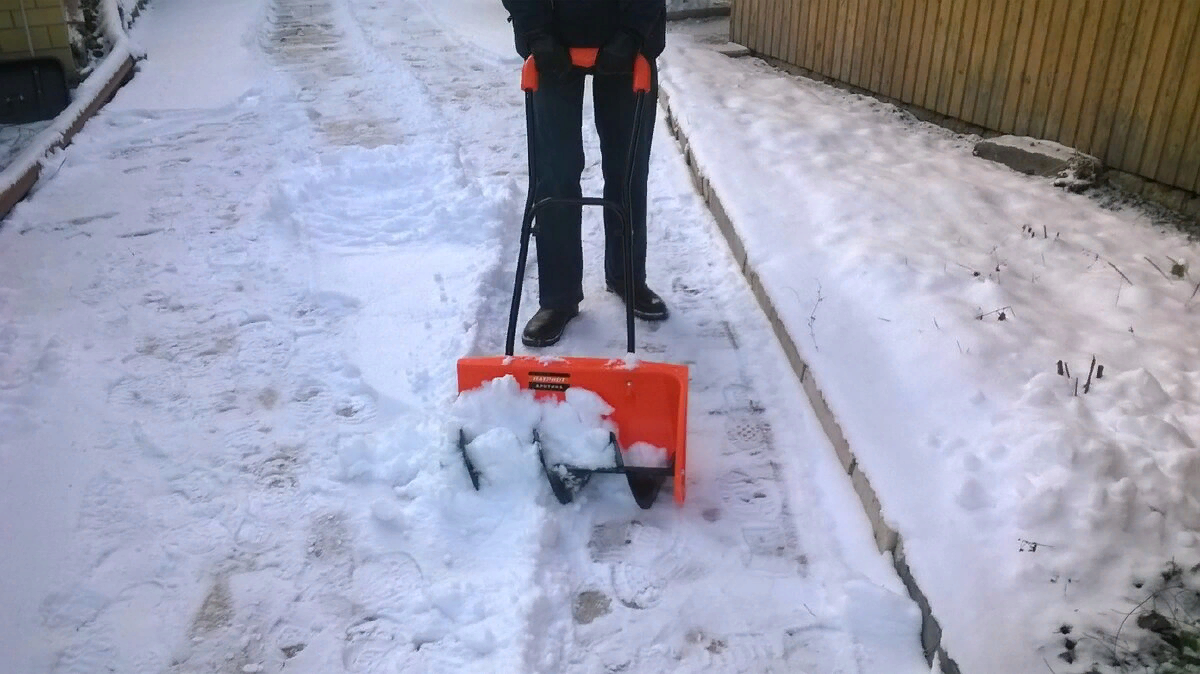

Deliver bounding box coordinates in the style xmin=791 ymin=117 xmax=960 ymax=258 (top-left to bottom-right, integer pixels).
xmin=0 ymin=0 xmax=927 ymax=672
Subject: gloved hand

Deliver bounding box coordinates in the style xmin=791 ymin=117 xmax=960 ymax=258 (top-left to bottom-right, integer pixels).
xmin=595 ymin=29 xmax=641 ymax=76
xmin=527 ymin=30 xmax=572 ymax=79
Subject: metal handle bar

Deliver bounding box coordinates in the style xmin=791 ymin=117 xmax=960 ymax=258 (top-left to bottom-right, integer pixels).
xmin=521 ymin=47 xmax=653 ymax=93
xmin=505 ymin=56 xmax=651 ymax=357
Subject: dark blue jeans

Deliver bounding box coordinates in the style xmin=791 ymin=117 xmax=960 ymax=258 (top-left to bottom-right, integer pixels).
xmin=530 ymin=61 xmax=657 ymax=310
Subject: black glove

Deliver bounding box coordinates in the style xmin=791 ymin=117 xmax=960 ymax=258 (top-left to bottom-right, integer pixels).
xmin=595 ymin=29 xmax=641 ymax=76
xmin=527 ymin=31 xmax=572 ymax=79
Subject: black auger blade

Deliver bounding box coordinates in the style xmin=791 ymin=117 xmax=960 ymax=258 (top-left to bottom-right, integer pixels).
xmin=625 ymin=468 xmax=669 ymax=509
xmin=458 ymin=428 xmax=482 ymax=490
xmin=536 ymin=430 xmax=673 ymax=508
xmin=536 ymin=429 xmax=593 ymax=505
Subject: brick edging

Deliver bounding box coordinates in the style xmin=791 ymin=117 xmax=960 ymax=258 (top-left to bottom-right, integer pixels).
xmin=657 ymin=84 xmax=962 ymax=674
xmin=0 ymin=54 xmax=136 ymax=221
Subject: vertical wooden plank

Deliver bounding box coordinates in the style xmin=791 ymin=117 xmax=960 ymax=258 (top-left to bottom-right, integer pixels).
xmin=760 ymin=0 xmax=774 ymax=59
xmin=792 ymin=0 xmax=809 ymax=69
xmin=802 ymin=0 xmax=818 ymax=70
xmin=1157 ymin=6 xmax=1200 ymax=188
xmin=740 ymin=0 xmax=754 ymax=51
xmin=901 ymin=0 xmax=930 ymax=104
xmin=887 ymin=0 xmax=916 ymax=100
xmin=925 ymin=0 xmax=955 ymax=115
xmin=1044 ymin=3 xmax=1088 ymax=142
xmin=798 ymin=0 xmax=813 ymax=68
xmin=875 ymin=0 xmax=897 ymax=95
xmin=1137 ymin=3 xmax=1195 ymax=184
xmin=801 ymin=0 xmax=817 ymax=68
xmin=912 ymin=0 xmax=941 ymax=111
xmin=840 ymin=0 xmax=860 ymax=85
xmin=775 ymin=0 xmax=790 ymax=61
xmin=1142 ymin=3 xmax=1199 ymax=184
xmin=808 ymin=0 xmax=823 ymax=73
xmin=1012 ymin=0 xmax=1053 ymax=137
xmin=852 ymin=0 xmax=868 ymax=85
xmin=1102 ymin=0 xmax=1157 ymax=170
xmin=1180 ymin=93 xmax=1200 ymax=193
xmin=985 ymin=0 xmax=1026 ymax=132
xmin=1028 ymin=1 xmax=1071 ymax=140
xmin=1064 ymin=1 xmax=1117 ymax=153
xmin=997 ymin=0 xmax=1036 ymax=133
xmin=730 ymin=0 xmax=741 ymax=45
xmin=1085 ymin=0 xmax=1141 ymax=159
xmin=955 ymin=0 xmax=993 ymax=123
xmin=869 ymin=0 xmax=894 ymax=93
xmin=848 ymin=0 xmax=870 ymax=88
xmin=809 ymin=0 xmax=826 ymax=72
xmin=1128 ymin=0 xmax=1182 ymax=181
xmin=783 ymin=0 xmax=800 ymax=68
xmin=948 ymin=0 xmax=982 ymax=120
xmin=806 ymin=0 xmax=821 ymax=72
xmin=970 ymin=0 xmax=1008 ymax=127
xmin=888 ymin=0 xmax=912 ymax=96
xmin=822 ymin=0 xmax=839 ymax=77
xmin=762 ymin=0 xmax=776 ymax=58
xmin=744 ymin=0 xmax=756 ymax=47
xmin=772 ymin=0 xmax=786 ymax=60
xmin=759 ymin=0 xmax=772 ymax=56
xmin=736 ymin=0 xmax=750 ymax=51
xmin=864 ymin=0 xmax=883 ymax=89
xmin=831 ymin=0 xmax=848 ymax=80
xmin=926 ymin=0 xmax=945 ymax=109
xmin=749 ymin=0 xmax=764 ymax=54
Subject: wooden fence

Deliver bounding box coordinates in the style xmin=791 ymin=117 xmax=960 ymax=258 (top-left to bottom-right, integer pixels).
xmin=0 ymin=0 xmax=76 ymax=76
xmin=731 ymin=0 xmax=1200 ymax=194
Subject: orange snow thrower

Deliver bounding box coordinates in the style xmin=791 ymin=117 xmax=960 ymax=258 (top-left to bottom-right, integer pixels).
xmin=456 ymin=48 xmax=689 ymax=508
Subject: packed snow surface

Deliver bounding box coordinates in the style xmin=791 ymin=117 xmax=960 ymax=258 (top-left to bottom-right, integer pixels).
xmin=0 ymin=1 xmax=928 ymax=673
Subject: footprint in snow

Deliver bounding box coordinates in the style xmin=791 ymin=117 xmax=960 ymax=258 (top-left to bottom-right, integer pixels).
xmin=589 ymin=520 xmax=703 ymax=610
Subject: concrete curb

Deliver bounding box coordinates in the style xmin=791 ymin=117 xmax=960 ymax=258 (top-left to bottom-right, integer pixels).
xmin=0 ymin=54 xmax=137 ymax=221
xmin=657 ymin=84 xmax=962 ymax=674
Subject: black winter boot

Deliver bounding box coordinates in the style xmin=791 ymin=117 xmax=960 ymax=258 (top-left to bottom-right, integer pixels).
xmin=606 ymin=282 xmax=669 ymax=321
xmin=521 ymin=305 xmax=579 ymax=347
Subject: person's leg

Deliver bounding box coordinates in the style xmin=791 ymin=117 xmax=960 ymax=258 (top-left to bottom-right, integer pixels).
xmin=530 ymin=69 xmax=587 ymax=310
xmin=593 ymin=61 xmax=655 ymax=289
xmin=593 ymin=61 xmax=667 ymax=320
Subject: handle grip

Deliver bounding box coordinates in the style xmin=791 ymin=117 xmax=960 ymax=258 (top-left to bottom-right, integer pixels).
xmin=522 ymin=47 xmax=652 ymax=93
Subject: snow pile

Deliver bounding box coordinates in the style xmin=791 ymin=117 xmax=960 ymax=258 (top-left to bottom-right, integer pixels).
xmin=625 ymin=442 xmax=670 ymax=468
xmin=321 ymin=376 xmax=663 ymax=671
xmin=452 ymin=375 xmax=653 ymax=475
xmin=99 ymin=0 xmax=146 ymax=47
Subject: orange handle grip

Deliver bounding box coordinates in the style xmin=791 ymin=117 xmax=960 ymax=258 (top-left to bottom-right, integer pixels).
xmin=522 ymin=47 xmax=652 ymax=94
xmin=569 ymin=47 xmax=601 ymax=68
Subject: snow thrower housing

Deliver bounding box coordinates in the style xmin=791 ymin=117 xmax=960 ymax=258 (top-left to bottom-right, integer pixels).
xmin=455 ymin=48 xmax=689 ymax=508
